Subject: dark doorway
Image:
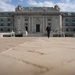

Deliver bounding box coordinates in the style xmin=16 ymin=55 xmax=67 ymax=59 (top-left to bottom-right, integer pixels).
xmin=25 ymin=26 xmax=28 ymax=31
xmin=36 ymin=24 xmax=40 ymax=32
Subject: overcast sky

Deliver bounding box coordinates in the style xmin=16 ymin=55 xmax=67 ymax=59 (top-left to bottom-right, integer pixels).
xmin=0 ymin=0 xmax=75 ymax=12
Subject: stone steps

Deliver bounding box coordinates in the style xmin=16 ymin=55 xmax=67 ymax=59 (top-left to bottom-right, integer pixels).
xmin=23 ymin=33 xmax=46 ymax=37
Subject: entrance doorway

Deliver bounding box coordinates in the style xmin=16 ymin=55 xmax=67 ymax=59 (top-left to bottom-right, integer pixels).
xmin=25 ymin=26 xmax=28 ymax=31
xmin=36 ymin=24 xmax=40 ymax=32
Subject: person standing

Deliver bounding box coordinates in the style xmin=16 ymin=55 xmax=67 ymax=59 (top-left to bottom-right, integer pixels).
xmin=46 ymin=25 xmax=51 ymax=38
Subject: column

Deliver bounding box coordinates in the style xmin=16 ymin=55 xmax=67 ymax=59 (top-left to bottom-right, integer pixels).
xmin=22 ymin=16 xmax=24 ymax=33
xmin=43 ymin=17 xmax=44 ymax=33
xmin=32 ymin=17 xmax=33 ymax=33
xmin=46 ymin=17 xmax=47 ymax=27
xmin=29 ymin=17 xmax=30 ymax=33
xmin=59 ymin=15 xmax=62 ymax=33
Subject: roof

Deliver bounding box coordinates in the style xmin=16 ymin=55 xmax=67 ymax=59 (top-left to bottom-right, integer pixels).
xmin=16 ymin=7 xmax=60 ymax=12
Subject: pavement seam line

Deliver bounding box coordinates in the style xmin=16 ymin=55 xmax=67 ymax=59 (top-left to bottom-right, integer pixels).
xmin=1 ymin=54 xmax=50 ymax=75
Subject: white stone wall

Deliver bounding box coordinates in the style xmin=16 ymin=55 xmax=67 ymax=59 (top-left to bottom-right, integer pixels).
xmin=14 ymin=15 xmax=24 ymax=33
xmin=59 ymin=15 xmax=62 ymax=32
xmin=51 ymin=16 xmax=59 ymax=32
xmin=14 ymin=14 xmax=62 ymax=34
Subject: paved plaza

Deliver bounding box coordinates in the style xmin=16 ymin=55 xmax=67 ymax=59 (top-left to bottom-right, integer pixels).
xmin=0 ymin=37 xmax=75 ymax=75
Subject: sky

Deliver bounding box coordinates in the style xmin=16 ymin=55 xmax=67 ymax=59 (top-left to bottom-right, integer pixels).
xmin=0 ymin=0 xmax=75 ymax=12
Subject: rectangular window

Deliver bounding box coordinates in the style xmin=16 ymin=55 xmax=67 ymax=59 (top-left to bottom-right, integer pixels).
xmin=66 ymin=28 xmax=69 ymax=32
xmin=7 ymin=28 xmax=10 ymax=32
xmin=66 ymin=23 xmax=69 ymax=26
xmin=63 ymin=13 xmax=68 ymax=16
xmin=8 ymin=13 xmax=11 ymax=16
xmin=1 ymin=23 xmax=4 ymax=26
xmin=64 ymin=13 xmax=68 ymax=15
xmin=48 ymin=23 xmax=51 ymax=25
xmin=7 ymin=18 xmax=11 ymax=21
xmin=48 ymin=19 xmax=51 ymax=21
xmin=25 ymin=23 xmax=28 ymax=25
xmin=25 ymin=19 xmax=28 ymax=21
xmin=1 ymin=13 xmax=4 ymax=16
xmin=73 ymin=28 xmax=75 ymax=32
xmin=0 ymin=28 xmax=3 ymax=31
xmin=1 ymin=19 xmax=3 ymax=22
xmin=7 ymin=23 xmax=11 ymax=26
xmin=18 ymin=17 xmax=20 ymax=19
xmin=71 ymin=13 xmax=74 ymax=15
xmin=65 ymin=18 xmax=68 ymax=22
xmin=72 ymin=19 xmax=75 ymax=22
xmin=72 ymin=23 xmax=75 ymax=26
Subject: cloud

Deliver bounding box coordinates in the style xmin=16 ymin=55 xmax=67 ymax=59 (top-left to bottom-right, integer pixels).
xmin=27 ymin=0 xmax=75 ymax=11
xmin=0 ymin=0 xmax=15 ymax=11
xmin=18 ymin=0 xmax=24 ymax=3
xmin=61 ymin=0 xmax=70 ymax=3
xmin=58 ymin=0 xmax=75 ymax=11
xmin=0 ymin=0 xmax=75 ymax=12
xmin=27 ymin=0 xmax=54 ymax=7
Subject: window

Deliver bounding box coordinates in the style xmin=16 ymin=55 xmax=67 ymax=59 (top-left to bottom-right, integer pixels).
xmin=18 ymin=17 xmax=20 ymax=19
xmin=66 ymin=28 xmax=69 ymax=31
xmin=48 ymin=23 xmax=51 ymax=25
xmin=72 ymin=19 xmax=75 ymax=22
xmin=1 ymin=18 xmax=3 ymax=22
xmin=73 ymin=28 xmax=75 ymax=32
xmin=1 ymin=13 xmax=4 ymax=16
xmin=48 ymin=19 xmax=51 ymax=21
xmin=25 ymin=19 xmax=28 ymax=21
xmin=64 ymin=13 xmax=68 ymax=15
xmin=25 ymin=23 xmax=28 ymax=25
xmin=72 ymin=23 xmax=75 ymax=26
xmin=66 ymin=23 xmax=69 ymax=26
xmin=8 ymin=13 xmax=11 ymax=16
xmin=1 ymin=23 xmax=4 ymax=26
xmin=7 ymin=28 xmax=10 ymax=31
xmin=65 ymin=18 xmax=68 ymax=21
xmin=7 ymin=23 xmax=11 ymax=26
xmin=7 ymin=18 xmax=11 ymax=21
xmin=0 ymin=28 xmax=3 ymax=31
xmin=71 ymin=13 xmax=74 ymax=15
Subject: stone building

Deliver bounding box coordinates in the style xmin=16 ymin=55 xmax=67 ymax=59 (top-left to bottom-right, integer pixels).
xmin=14 ymin=5 xmax=62 ymax=35
xmin=62 ymin=12 xmax=75 ymax=35
xmin=0 ymin=12 xmax=14 ymax=32
xmin=0 ymin=5 xmax=75 ymax=36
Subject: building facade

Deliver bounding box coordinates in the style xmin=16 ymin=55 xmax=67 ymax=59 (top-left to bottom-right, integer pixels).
xmin=0 ymin=12 xmax=14 ymax=32
xmin=0 ymin=5 xmax=75 ymax=36
xmin=14 ymin=5 xmax=62 ymax=34
xmin=62 ymin=12 xmax=75 ymax=35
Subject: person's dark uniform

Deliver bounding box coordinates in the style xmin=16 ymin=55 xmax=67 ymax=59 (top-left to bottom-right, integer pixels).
xmin=46 ymin=25 xmax=51 ymax=38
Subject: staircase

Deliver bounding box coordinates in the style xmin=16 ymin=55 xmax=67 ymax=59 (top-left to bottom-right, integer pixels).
xmin=23 ymin=33 xmax=46 ymax=37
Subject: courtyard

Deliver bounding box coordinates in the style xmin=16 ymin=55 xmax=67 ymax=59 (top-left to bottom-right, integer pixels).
xmin=0 ymin=37 xmax=75 ymax=75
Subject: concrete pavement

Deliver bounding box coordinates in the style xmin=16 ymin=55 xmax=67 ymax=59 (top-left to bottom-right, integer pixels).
xmin=0 ymin=37 xmax=75 ymax=75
